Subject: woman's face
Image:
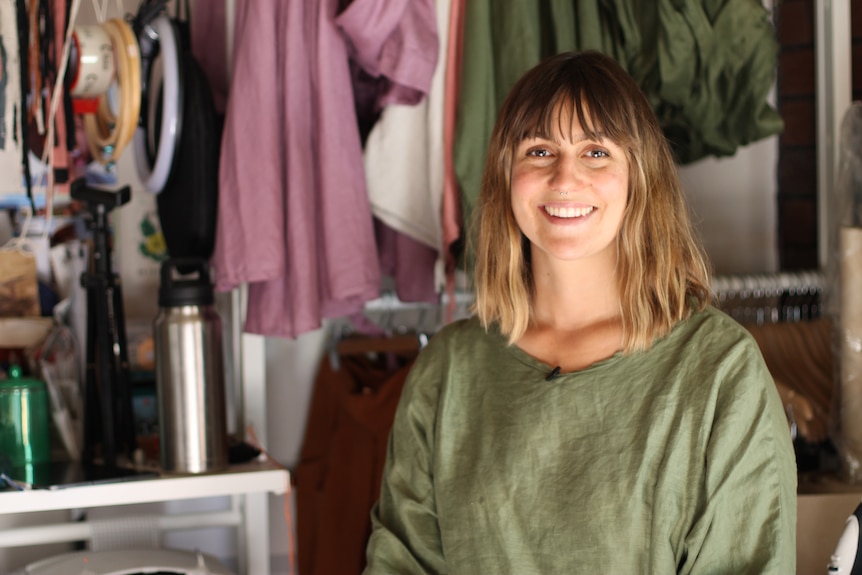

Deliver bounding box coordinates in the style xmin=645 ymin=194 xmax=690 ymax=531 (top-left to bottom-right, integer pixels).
xmin=510 ymin=107 xmax=629 ymax=269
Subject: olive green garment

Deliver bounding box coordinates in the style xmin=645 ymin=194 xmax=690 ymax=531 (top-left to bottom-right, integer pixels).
xmin=364 ymin=307 xmax=796 ymax=574
xmin=454 ymin=0 xmax=783 ymax=266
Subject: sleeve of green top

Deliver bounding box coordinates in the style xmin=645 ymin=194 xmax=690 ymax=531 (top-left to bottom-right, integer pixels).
xmin=679 ymin=337 xmax=797 ymax=575
xmin=363 ymin=349 xmax=447 ymax=575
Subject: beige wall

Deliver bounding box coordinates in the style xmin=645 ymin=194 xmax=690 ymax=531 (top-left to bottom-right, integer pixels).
xmin=798 ymin=492 xmax=862 ymax=574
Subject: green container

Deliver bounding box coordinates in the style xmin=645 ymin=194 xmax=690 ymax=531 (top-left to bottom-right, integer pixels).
xmin=0 ymin=365 xmax=51 ymax=468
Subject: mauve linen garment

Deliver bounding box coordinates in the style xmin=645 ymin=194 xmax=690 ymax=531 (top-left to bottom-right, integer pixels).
xmin=210 ymin=0 xmax=437 ymax=338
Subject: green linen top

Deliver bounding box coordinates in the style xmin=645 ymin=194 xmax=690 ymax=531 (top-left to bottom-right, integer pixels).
xmin=364 ymin=306 xmax=797 ymax=574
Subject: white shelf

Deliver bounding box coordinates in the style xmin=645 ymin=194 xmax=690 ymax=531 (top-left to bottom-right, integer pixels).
xmin=0 ymin=461 xmax=289 ymax=575
xmin=0 ymin=461 xmax=289 ymax=515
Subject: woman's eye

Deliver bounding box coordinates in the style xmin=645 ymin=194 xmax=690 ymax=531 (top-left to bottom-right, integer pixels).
xmin=585 ymin=149 xmax=610 ymax=159
xmin=527 ymin=148 xmax=551 ymax=158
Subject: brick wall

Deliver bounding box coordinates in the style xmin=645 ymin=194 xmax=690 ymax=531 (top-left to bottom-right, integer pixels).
xmin=776 ymin=0 xmax=862 ymax=270
xmin=776 ymin=0 xmax=818 ymax=270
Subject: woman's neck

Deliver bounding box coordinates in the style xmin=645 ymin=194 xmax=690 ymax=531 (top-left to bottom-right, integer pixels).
xmin=516 ymin=253 xmax=625 ymax=372
xmin=529 ymin=252 xmax=622 ymax=331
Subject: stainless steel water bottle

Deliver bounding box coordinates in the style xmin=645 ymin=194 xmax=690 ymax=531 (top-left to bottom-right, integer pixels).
xmin=154 ymin=259 xmax=228 ymax=473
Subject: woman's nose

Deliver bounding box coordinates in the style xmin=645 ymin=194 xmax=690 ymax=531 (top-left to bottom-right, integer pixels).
xmin=550 ymin=158 xmax=584 ymax=189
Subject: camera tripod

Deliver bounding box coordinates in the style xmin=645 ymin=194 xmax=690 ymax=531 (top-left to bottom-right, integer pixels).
xmin=71 ymin=178 xmax=136 ymax=467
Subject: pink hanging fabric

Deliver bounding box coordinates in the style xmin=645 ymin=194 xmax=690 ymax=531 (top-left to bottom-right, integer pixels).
xmin=207 ymin=0 xmax=437 ymax=339
xmin=442 ymin=0 xmax=465 ymax=321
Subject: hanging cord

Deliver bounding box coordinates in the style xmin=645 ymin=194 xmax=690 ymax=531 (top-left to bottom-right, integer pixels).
xmin=82 ymin=17 xmax=141 ymax=165
xmin=245 ymin=425 xmax=297 ymax=575
xmin=38 ymin=0 xmax=83 ymax=239
xmin=175 ymin=0 xmax=189 ymax=21
xmin=28 ymin=0 xmax=44 ymax=136
xmin=91 ymin=0 xmax=129 ymax=22
xmin=91 ymin=0 xmax=108 ymax=22
xmin=4 ymin=205 xmax=35 ymax=252
xmin=15 ymin=0 xmax=36 ymax=214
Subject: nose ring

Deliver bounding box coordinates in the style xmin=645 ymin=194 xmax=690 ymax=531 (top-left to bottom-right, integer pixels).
xmin=559 ymin=191 xmax=568 ymax=197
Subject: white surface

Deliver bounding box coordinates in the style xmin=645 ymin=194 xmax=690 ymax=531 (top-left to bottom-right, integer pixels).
xmin=0 ymin=464 xmax=288 ymax=514
xmin=680 ymin=135 xmax=778 ymax=275
xmin=22 ymin=548 xmax=233 ymax=575
xmin=0 ymin=510 xmax=239 ymax=548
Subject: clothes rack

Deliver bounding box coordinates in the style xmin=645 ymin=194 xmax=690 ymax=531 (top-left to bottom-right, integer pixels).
xmin=711 ymin=270 xmax=825 ymax=325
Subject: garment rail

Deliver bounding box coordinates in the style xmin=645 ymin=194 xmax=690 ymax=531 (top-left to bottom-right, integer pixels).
xmin=711 ymin=270 xmax=825 ymax=325
xmin=326 ymin=290 xmax=473 ymax=371
xmin=350 ymin=273 xmax=827 ymax=332
xmin=349 ymin=290 xmax=475 ymax=336
xmin=343 ymin=273 xmax=825 ymax=335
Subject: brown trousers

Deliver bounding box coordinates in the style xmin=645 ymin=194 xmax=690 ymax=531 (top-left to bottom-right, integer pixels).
xmin=295 ymin=352 xmax=416 ymax=575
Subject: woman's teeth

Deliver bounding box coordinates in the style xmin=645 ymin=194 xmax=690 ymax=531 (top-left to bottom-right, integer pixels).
xmin=544 ymin=205 xmax=595 ymax=218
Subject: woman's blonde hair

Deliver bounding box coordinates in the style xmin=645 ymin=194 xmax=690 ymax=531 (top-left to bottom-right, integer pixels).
xmin=473 ymin=50 xmax=712 ymax=352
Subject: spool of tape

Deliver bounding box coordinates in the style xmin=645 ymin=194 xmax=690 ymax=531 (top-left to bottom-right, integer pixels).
xmin=69 ymin=24 xmax=116 ymax=98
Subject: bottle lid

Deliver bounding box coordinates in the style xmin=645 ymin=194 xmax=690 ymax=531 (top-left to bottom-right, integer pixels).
xmin=158 ymin=258 xmax=215 ymax=307
xmin=1 ymin=365 xmax=46 ymax=391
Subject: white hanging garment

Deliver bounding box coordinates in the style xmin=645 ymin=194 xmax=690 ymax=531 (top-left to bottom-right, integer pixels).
xmin=362 ymin=0 xmax=450 ymax=263
xmin=0 ymin=0 xmax=23 ymax=196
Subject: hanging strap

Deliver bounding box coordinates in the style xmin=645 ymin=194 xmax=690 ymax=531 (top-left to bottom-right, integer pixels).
xmin=16 ymin=0 xmax=35 ymax=214
xmin=131 ymin=0 xmax=168 ymax=34
xmin=175 ymin=0 xmax=190 ymax=23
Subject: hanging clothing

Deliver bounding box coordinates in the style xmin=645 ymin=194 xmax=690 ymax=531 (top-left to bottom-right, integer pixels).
xmin=344 ymin=0 xmax=441 ymax=305
xmin=363 ymin=0 xmax=449 ymax=291
xmin=453 ymin=0 xmax=784 ymax=259
xmin=189 ymin=0 xmax=229 ymax=115
xmin=634 ymin=0 xmax=784 ymax=163
xmin=47 ymin=0 xmax=71 ymax=200
xmin=441 ymin=0 xmax=465 ymax=320
xmin=51 ymin=0 xmax=71 ymax=197
xmin=375 ymin=219 xmax=438 ymax=304
xmin=296 ymin=352 xmax=417 ymax=575
xmin=209 ymin=0 xmax=437 ymax=339
xmin=26 ymin=0 xmax=71 ymax=202
xmin=0 ymin=0 xmax=23 ymax=195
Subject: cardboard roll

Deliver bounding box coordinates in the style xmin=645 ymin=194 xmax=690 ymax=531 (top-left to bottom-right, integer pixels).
xmin=68 ymin=24 xmax=116 ymax=98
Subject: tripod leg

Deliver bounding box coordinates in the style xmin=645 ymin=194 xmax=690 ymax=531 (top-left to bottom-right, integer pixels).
xmin=110 ymin=280 xmax=137 ymax=457
xmin=93 ymin=275 xmax=117 ymax=466
xmin=82 ymin=272 xmax=101 ymax=463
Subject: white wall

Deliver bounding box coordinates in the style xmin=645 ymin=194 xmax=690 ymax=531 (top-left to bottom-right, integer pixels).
xmin=681 ymin=136 xmax=779 ymax=275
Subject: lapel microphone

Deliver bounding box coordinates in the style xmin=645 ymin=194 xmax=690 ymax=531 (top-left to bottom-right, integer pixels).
xmin=545 ymin=366 xmax=562 ymax=381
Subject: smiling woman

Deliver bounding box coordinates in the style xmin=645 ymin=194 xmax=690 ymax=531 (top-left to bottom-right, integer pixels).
xmin=474 ymin=51 xmax=710 ymax=354
xmin=510 ymin=119 xmax=628 ymax=275
xmin=363 ymin=50 xmax=798 ymax=575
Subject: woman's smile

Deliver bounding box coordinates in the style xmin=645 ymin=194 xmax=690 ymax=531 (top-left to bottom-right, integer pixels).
xmin=542 ymin=204 xmax=596 ymax=220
